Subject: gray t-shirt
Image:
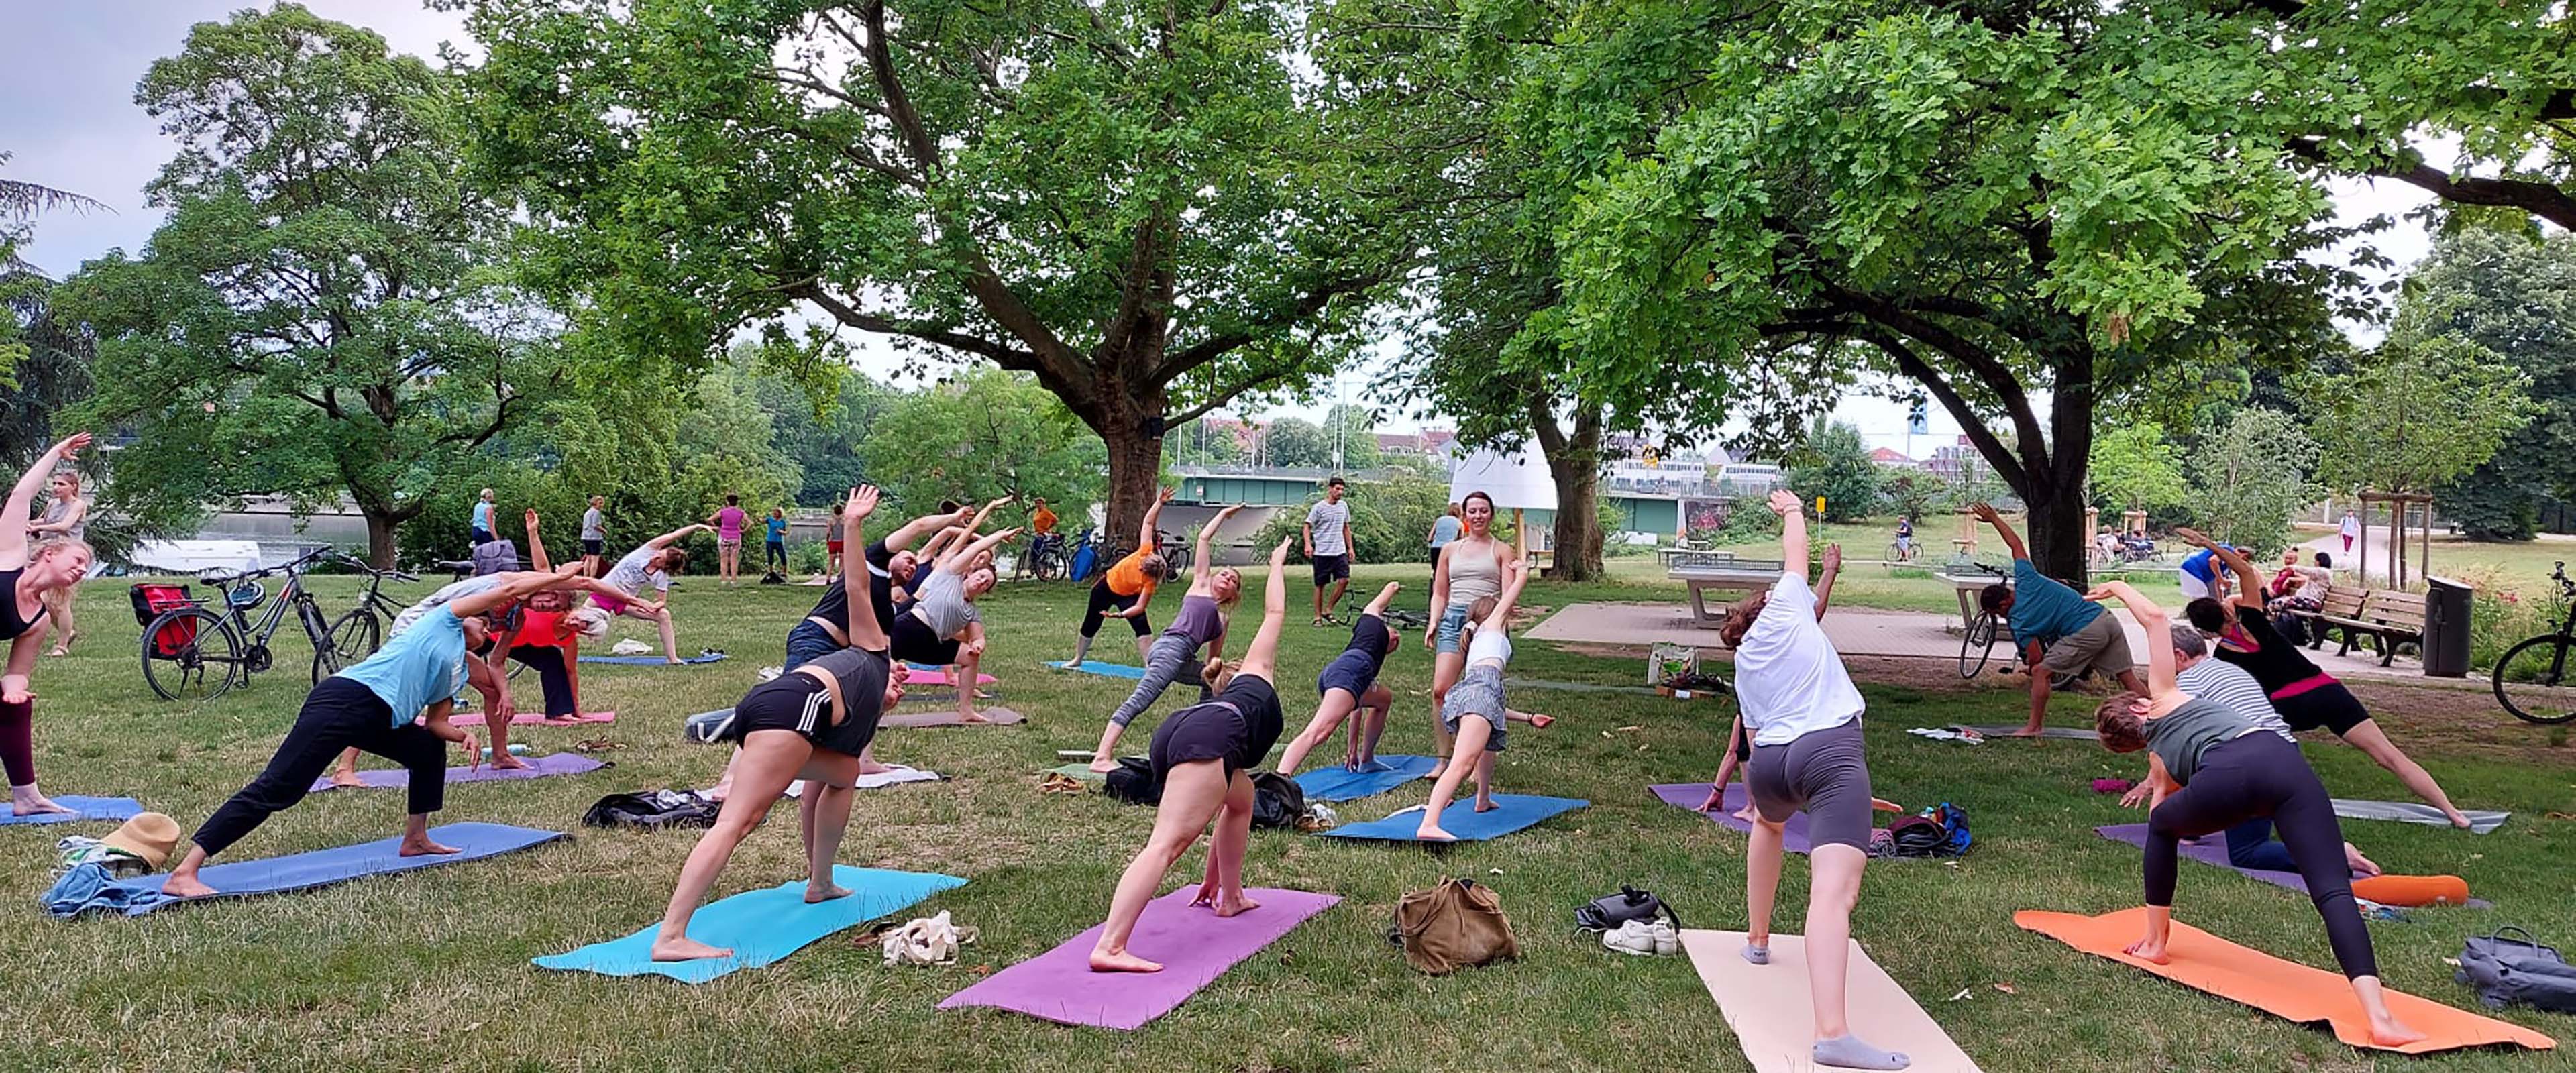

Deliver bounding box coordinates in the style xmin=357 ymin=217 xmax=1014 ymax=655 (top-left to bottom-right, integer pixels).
xmin=2176 ymin=658 xmax=2295 ymax=744
xmin=912 ymin=569 xmax=973 ymax=638
xmin=1307 ymin=499 xmax=1352 ymax=557
xmin=2147 ymin=697 xmax=2263 ymax=785
xmin=38 ymin=497 xmax=83 ymax=542
xmin=605 ymin=545 xmax=670 ymax=596
xmin=581 ymin=508 xmax=605 ymax=541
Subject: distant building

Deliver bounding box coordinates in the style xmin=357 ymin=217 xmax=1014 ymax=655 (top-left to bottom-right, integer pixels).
xmin=1868 ymin=447 xmax=1918 ymax=469
xmin=1375 ymin=429 xmax=1459 ymax=459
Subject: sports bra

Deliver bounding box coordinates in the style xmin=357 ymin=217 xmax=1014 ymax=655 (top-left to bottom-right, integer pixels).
xmin=0 ymin=569 xmax=46 ymax=642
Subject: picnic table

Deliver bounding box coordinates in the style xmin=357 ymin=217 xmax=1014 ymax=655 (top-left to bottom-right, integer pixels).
xmin=1936 ymin=567 xmax=2009 ymax=632
xmin=1668 ymin=552 xmax=1788 ymax=622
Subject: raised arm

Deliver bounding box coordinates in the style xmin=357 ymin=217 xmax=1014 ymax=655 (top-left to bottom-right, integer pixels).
xmin=918 ymin=526 xmax=967 ymax=563
xmin=2177 ymin=528 xmax=2265 ymax=612
xmin=1814 ymin=543 xmax=1842 ymax=619
xmin=1232 ymin=539 xmax=1294 ymax=681
xmin=2086 ymin=580 xmax=2176 ymax=698
xmin=1137 ymin=486 xmax=1175 ymax=551
xmin=838 ymin=487 xmax=892 ymax=651
xmin=450 ymin=564 xmax=584 ymax=620
xmin=938 ymin=526 xmax=1021 ymax=573
xmin=1361 ymin=581 xmax=1402 ymax=620
xmin=1 ymin=433 xmax=88 ymax=566
xmin=645 ymin=522 xmax=710 ymax=551
xmin=1193 ymin=504 xmax=1245 ymax=575
xmin=1479 ymin=558 xmax=1531 ymax=634
xmin=883 ymin=509 xmax=967 ymax=554
xmin=1770 ymin=489 xmax=1809 ymax=582
xmin=1969 ymin=502 xmax=2029 ymax=561
xmin=522 ymin=510 xmax=551 ymax=571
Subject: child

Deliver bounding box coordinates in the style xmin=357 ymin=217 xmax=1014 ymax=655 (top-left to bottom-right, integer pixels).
xmin=1418 ymin=558 xmax=1553 ymax=840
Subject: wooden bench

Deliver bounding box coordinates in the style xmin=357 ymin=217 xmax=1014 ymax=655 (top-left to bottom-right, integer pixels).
xmin=2290 ymin=587 xmax=2363 ymax=648
xmin=2315 ymin=589 xmax=2426 ymax=667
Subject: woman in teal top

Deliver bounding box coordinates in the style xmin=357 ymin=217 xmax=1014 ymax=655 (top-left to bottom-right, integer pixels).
xmin=765 ymin=508 xmax=791 ymax=572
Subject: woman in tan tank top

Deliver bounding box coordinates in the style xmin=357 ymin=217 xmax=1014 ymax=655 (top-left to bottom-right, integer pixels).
xmin=1423 ymin=490 xmax=1517 ymax=779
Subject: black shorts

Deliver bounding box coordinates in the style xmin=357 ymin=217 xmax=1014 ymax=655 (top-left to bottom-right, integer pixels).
xmin=1311 ymin=553 xmax=1349 ymax=587
xmin=722 ymin=673 xmax=875 ymax=757
xmin=582 ymin=538 xmax=604 ymax=557
xmin=890 ymin=612 xmax=960 ymax=667
xmin=1316 ymin=650 xmax=1380 ymax=699
xmin=2272 ymin=682 xmax=2371 ymax=736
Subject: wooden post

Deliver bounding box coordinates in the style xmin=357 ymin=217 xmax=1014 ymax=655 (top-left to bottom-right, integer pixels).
xmin=2085 ymin=506 xmax=2100 ymax=550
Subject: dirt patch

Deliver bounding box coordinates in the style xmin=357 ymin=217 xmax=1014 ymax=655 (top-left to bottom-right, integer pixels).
xmin=2336 ymin=678 xmax=2576 ymax=767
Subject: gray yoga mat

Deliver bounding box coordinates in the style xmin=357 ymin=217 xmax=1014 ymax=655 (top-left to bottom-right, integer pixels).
xmin=2330 ymin=799 xmax=2508 ymax=835
xmin=1951 ymin=724 xmax=2099 ymax=741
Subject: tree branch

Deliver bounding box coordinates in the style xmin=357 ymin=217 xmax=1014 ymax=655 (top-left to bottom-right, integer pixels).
xmin=2290 ymin=138 xmax=2576 ymax=231
xmin=1850 ymin=325 xmax=2031 ymax=492
xmin=1168 ymin=365 xmax=1303 ymax=427
xmin=790 ymin=280 xmax=1040 ymax=367
xmin=1152 ymin=268 xmax=1391 ymax=384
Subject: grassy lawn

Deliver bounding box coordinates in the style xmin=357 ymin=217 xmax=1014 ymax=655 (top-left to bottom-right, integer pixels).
xmin=6 ymin=568 xmax=2572 ymax=1071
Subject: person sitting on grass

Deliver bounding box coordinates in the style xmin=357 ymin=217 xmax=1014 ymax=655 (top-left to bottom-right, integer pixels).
xmin=1969 ymin=502 xmax=2146 ymax=736
xmin=1088 ymin=504 xmax=1250 ymax=772
xmin=1701 ymin=541 xmax=1844 ymax=818
xmin=1275 ymin=581 xmax=1408 ymax=776
xmin=1067 ymin=487 xmax=1175 ymax=669
xmin=161 ymin=566 xmax=582 ymax=899
xmin=2085 ymin=578 xmax=2424 ymax=1048
xmin=1418 ymin=557 xmax=1556 ymax=840
xmin=652 ymin=487 xmax=909 ymax=962
xmin=1087 ymin=539 xmax=1293 ymax=974
xmin=1719 ymin=489 xmax=1909 ymax=1072
xmin=2175 ymin=530 xmax=2473 ymax=829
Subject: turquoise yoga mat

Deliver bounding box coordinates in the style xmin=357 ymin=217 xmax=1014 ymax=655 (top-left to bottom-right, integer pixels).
xmin=1045 ymin=660 xmax=1145 ymax=679
xmin=533 ymin=866 xmax=967 ymax=982
xmin=1320 ymin=794 xmax=1588 ymax=842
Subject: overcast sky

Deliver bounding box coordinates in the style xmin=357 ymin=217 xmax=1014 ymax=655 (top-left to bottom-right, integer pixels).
xmin=2 ymin=1 xmax=2441 ymax=453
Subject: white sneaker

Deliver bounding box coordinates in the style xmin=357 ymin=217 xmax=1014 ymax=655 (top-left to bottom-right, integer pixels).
xmin=1647 ymin=919 xmax=1678 ymax=956
xmin=1603 ymin=920 xmax=1658 ymax=956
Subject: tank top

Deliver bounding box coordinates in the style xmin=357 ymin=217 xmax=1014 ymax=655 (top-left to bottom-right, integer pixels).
xmin=0 ymin=569 xmax=46 ymax=640
xmin=1446 ymin=540 xmax=1502 ymax=603
xmin=1466 ymin=624 xmax=1513 ymax=669
xmin=2147 ymin=697 xmax=2263 ymax=785
xmin=38 ymin=497 xmax=83 ymax=542
xmin=1166 ymin=594 xmax=1223 ymax=644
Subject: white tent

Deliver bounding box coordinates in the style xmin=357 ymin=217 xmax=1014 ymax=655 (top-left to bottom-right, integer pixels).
xmin=1448 ymin=445 xmax=1558 ymax=510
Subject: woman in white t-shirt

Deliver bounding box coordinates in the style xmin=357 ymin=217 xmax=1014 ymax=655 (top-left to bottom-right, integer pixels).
xmin=1711 ymin=489 xmax=1909 ymax=1072
xmin=596 ymin=522 xmax=712 ymax=664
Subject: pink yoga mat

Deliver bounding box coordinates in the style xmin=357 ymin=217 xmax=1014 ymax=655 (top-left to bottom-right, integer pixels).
xmin=938 ymin=887 xmax=1338 ymax=1030
xmin=1649 ymin=783 xmax=1813 ymax=854
xmin=309 ymin=753 xmax=605 ymax=791
xmin=455 ymin=711 xmax=616 ymax=726
xmin=902 ymin=669 xmax=998 ymax=688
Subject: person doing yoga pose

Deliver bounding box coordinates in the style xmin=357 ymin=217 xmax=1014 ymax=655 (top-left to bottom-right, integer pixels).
xmin=1087 ymin=539 xmax=1294 ymax=973
xmin=1417 ymin=559 xmax=1554 ymax=840
xmin=1424 ymin=490 xmax=1517 ymax=778
xmin=2087 ymin=578 xmax=2424 ymax=1048
xmin=1088 ymin=504 xmax=1248 ymax=772
xmin=1275 ymin=581 xmax=1409 ymax=776
xmin=0 ymin=433 xmax=94 ymax=816
xmin=1068 ymin=488 xmax=1175 ymax=668
xmin=594 ymin=522 xmax=706 ymax=663
xmin=162 ymin=566 xmax=582 ymax=899
xmin=2174 ymin=530 xmax=2472 ymax=829
xmin=1970 ymin=502 xmax=2147 ymax=736
xmin=2158 ymin=620 xmax=2383 ymax=877
xmin=888 ymin=504 xmax=1017 ymax=724
xmin=652 ymin=487 xmax=910 ymax=962
xmin=1719 ymin=490 xmax=1909 ymax=1071
xmin=28 ymin=467 xmax=87 ymax=657
xmin=1699 ymin=541 xmax=1843 ymax=818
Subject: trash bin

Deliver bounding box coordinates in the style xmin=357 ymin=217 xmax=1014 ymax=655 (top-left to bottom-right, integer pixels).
xmin=2423 ymin=576 xmax=2474 ymax=678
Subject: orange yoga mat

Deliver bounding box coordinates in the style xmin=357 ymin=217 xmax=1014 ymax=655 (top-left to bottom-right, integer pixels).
xmin=2016 ymin=908 xmax=2555 ymax=1054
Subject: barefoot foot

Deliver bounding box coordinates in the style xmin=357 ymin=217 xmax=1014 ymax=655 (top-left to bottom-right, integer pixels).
xmin=11 ymin=792 xmax=74 ymax=817
xmin=1211 ymin=894 xmax=1262 ymax=917
xmin=160 ymin=873 xmax=218 ymax=899
xmin=1472 ymin=798 xmax=1497 ymax=813
xmin=804 ymin=882 xmax=853 ymax=904
xmin=489 ymin=755 xmax=531 ymax=771
xmin=1415 ymin=824 xmax=1457 ymax=841
xmin=1088 ymin=757 xmax=1118 ymax=773
xmin=651 ymin=934 xmax=734 ymax=962
xmin=2346 ymin=842 xmax=2382 ymax=877
xmin=855 ymin=758 xmax=892 ymax=776
xmin=2123 ymin=935 xmax=2170 ymax=964
xmin=2369 ymin=1015 xmax=2428 ymax=1048
xmin=398 ymin=837 xmax=462 ymax=858
xmin=1089 ymin=948 xmax=1165 ymax=973
xmin=329 ymin=769 xmax=366 ymax=789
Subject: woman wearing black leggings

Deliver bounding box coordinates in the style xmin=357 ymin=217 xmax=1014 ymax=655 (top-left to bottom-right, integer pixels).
xmin=2086 ymin=580 xmax=2423 ymax=1048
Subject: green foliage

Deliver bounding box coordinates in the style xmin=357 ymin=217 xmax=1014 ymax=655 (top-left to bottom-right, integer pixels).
xmin=753 ymin=361 xmax=892 ymax=506
xmin=1784 ymin=422 xmax=1883 ymax=524
xmin=1322 ymin=404 xmax=1385 ymax=471
xmin=2443 ymin=473 xmax=2542 ymax=542
xmin=1247 ymin=468 xmax=1455 ymax=565
xmin=1260 ymin=418 xmax=1333 ymax=470
xmin=1880 ymin=470 xmax=1943 ymax=525
xmin=2306 ymin=331 xmax=2534 ymax=496
xmin=2086 ymin=422 xmax=2190 ymax=514
xmin=859 ymin=368 xmax=1105 ymax=525
xmin=2402 ymin=229 xmax=2576 ymax=538
xmin=2186 ymin=408 xmax=2319 ymax=555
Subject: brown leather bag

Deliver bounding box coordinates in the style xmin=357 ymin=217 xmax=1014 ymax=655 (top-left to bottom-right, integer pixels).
xmin=1393 ymin=877 xmax=1520 ymax=974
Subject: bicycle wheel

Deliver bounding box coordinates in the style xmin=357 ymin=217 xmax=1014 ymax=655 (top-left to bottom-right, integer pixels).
xmin=315 ymin=608 xmax=381 ymax=683
xmin=2493 ymin=634 xmax=2576 ymax=725
xmin=1958 ymin=613 xmax=1996 ymax=679
xmin=141 ymin=608 xmax=244 ymax=701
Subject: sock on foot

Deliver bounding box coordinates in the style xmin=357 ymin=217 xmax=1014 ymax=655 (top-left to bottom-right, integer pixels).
xmin=1739 ymin=943 xmax=1770 ymax=966
xmin=1812 ymin=1033 xmax=1909 ymax=1070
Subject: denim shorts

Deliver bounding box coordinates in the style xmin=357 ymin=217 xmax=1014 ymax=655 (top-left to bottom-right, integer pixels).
xmin=1433 ymin=605 xmax=1473 ymax=655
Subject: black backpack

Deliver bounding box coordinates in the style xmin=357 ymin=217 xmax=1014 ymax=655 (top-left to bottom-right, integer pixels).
xmin=2459 ymin=927 xmax=2576 ymax=1013
xmin=1250 ymin=771 xmax=1307 ymax=830
xmin=1575 ymin=885 xmax=1678 ymax=931
xmin=582 ymin=790 xmax=719 ymax=830
xmin=1101 ymin=757 xmax=1161 ymax=805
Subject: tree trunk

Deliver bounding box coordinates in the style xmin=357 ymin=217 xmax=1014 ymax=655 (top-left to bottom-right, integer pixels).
xmin=364 ymin=510 xmax=401 ymax=569
xmin=1532 ymin=404 xmax=1607 ymax=582
xmin=1097 ymin=412 xmax=1166 ymax=557
xmin=2020 ymin=483 xmax=2089 ymax=587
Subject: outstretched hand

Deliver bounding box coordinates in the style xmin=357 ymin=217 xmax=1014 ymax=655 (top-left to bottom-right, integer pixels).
xmin=1766 ymin=488 xmax=1801 ymax=516
xmin=524 ymin=508 xmax=540 ymax=528
xmin=2082 ymin=583 xmax=2117 ymax=603
xmin=1968 ymin=501 xmax=2001 ymax=524
xmin=1821 ymin=543 xmax=1843 ymax=574
xmin=1269 ymin=537 xmax=1293 ymax=567
xmin=1218 ymin=503 xmax=1248 ymax=520
xmin=843 ymin=484 xmax=881 ymax=522
xmin=51 ymin=432 xmax=92 ymax=460
xmin=2172 ymin=526 xmax=2211 ymax=549
xmin=1157 ymin=486 xmax=1177 ymax=505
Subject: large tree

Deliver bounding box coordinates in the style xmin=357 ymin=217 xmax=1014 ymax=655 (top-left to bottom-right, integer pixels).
xmin=2404 ymin=230 xmax=2576 ymax=539
xmin=1550 ymin=1 xmax=2367 ymax=579
xmin=456 ymin=0 xmax=1417 ymax=542
xmin=1 ymin=152 xmax=105 ymax=465
xmin=56 ymin=6 xmax=550 ymax=565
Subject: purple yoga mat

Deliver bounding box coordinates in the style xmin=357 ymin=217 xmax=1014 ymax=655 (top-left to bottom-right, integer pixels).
xmin=309 ymin=753 xmax=605 ymax=792
xmin=1649 ymin=783 xmax=1813 ymax=854
xmin=938 ymin=887 xmax=1338 ymax=1030
xmin=2092 ymin=824 xmax=2491 ymax=907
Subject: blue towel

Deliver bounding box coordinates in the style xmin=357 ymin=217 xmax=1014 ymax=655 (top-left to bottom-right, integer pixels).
xmin=579 ymin=653 xmax=729 ymax=666
xmin=534 ymin=866 xmax=967 ymax=982
xmin=1293 ymin=756 xmax=1438 ymax=802
xmin=1044 ymin=660 xmax=1144 ymax=679
xmin=0 ymin=796 xmax=142 ymax=826
xmin=55 ymin=822 xmax=567 ymax=918
xmin=1320 ymin=794 xmax=1588 ymax=842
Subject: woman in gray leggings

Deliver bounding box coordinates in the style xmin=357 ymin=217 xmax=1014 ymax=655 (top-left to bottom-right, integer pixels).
xmin=1087 ymin=504 xmax=1246 ymax=771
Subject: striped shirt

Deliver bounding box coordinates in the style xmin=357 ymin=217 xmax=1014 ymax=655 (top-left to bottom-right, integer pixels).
xmin=2176 ymin=658 xmax=2296 ymax=743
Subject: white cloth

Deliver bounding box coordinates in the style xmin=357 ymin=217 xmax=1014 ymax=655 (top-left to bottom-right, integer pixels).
xmin=2176 ymin=658 xmax=2296 ymax=743
xmin=2340 ymin=514 xmax=2360 ymax=539
xmin=1732 ymin=574 xmax=1866 ymax=747
xmin=2177 ymin=571 xmax=2215 ymax=601
xmin=1466 ymin=624 xmax=1513 ymax=669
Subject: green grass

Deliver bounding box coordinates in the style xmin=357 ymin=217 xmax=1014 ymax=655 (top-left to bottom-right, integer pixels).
xmin=7 ymin=570 xmax=2574 ymax=1071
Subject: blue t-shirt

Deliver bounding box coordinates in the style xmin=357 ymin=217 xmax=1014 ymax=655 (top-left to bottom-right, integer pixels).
xmin=1429 ymin=514 xmax=1462 ymax=547
xmin=766 ymin=516 xmax=788 ymax=541
xmin=2007 ymin=559 xmax=2100 ymax=646
xmin=336 ymin=606 xmax=468 ymax=726
xmin=471 ymin=501 xmax=493 ymax=530
xmin=2180 ymin=548 xmax=2220 ymax=583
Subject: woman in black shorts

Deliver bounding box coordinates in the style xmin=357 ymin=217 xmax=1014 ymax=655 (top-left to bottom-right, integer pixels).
xmin=652 ymin=487 xmax=910 ymax=964
xmin=2175 ymin=531 xmax=2471 ymax=829
xmin=1088 ymin=539 xmax=1293 ymax=974
xmin=1275 ymin=581 xmax=1407 ymax=776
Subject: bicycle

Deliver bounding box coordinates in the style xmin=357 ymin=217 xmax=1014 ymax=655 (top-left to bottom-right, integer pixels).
xmin=1021 ymin=532 xmax=1068 ymax=581
xmin=1883 ymin=537 xmax=1923 ymax=571
xmin=2493 ymin=561 xmax=2576 ymax=724
xmin=137 ymin=549 xmax=398 ymax=701
xmin=315 ymin=558 xmax=424 ymax=669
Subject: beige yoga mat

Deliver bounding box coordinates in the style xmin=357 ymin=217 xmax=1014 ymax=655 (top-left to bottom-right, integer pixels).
xmin=1680 ymin=929 xmax=1984 ymax=1073
xmin=878 ymin=706 xmax=1026 ymax=729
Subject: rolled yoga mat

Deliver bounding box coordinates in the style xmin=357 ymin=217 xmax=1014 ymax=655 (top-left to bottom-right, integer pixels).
xmin=938 ymin=887 xmax=1338 ymax=1029
xmin=535 ymin=866 xmax=967 ymax=983
xmin=1681 ymin=929 xmax=1986 ymax=1073
xmin=0 ymin=796 xmax=142 ymax=827
xmin=2330 ymin=798 xmax=2508 ymax=834
xmin=1044 ymin=660 xmax=1145 ymax=679
xmin=72 ymin=822 xmax=567 ymax=917
xmin=1649 ymin=783 xmax=1813 ymax=854
xmin=1319 ymin=794 xmax=1587 ymax=842
xmin=2092 ymin=824 xmax=2488 ymax=907
xmin=308 ymin=753 xmax=606 ymax=792
xmin=579 ymin=652 xmax=729 ymax=665
xmin=2016 ymin=907 xmax=2555 ymax=1055
xmin=1951 ymin=724 xmax=2099 ymax=741
xmin=1292 ymin=755 xmax=1438 ymax=802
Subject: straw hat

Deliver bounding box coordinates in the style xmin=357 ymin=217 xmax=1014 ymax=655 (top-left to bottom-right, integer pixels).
xmin=100 ymin=812 xmax=181 ymax=870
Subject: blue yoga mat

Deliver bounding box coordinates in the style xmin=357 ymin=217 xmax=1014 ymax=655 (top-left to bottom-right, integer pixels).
xmin=1320 ymin=794 xmax=1588 ymax=842
xmin=580 ymin=653 xmax=729 ymax=666
xmin=1045 ymin=660 xmax=1144 ymax=679
xmin=0 ymin=796 xmax=142 ymax=826
xmin=79 ymin=822 xmax=566 ymax=917
xmin=1293 ymin=756 xmax=1437 ymax=801
xmin=534 ymin=866 xmax=967 ymax=982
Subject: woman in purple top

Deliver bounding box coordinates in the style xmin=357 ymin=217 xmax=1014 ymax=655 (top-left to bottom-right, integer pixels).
xmin=1087 ymin=504 xmax=1247 ymax=771
xmin=706 ymin=494 xmax=749 ymax=586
